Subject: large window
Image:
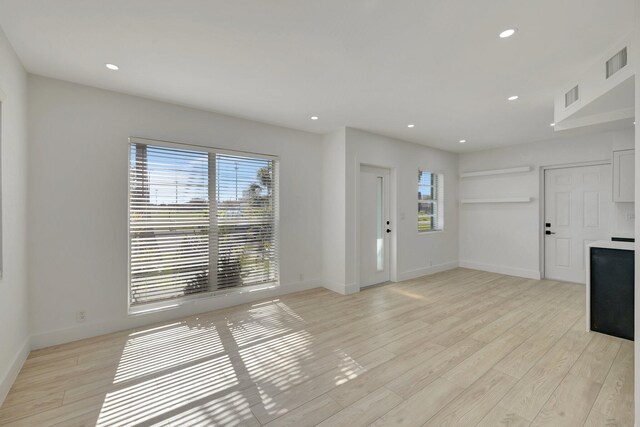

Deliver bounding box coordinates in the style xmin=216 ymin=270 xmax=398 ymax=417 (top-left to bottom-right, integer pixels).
xmin=418 ymin=170 xmax=444 ymax=232
xmin=129 ymin=139 xmax=278 ymax=307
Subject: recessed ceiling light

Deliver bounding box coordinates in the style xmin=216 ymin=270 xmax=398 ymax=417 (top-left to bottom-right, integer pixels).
xmin=407 ymin=124 xmax=415 ymax=128
xmin=310 ymin=116 xmax=318 ymax=120
xmin=508 ymin=95 xmax=519 ymax=101
xmin=550 ymin=123 xmax=555 ymax=127
xmin=105 ymin=63 xmax=119 ymax=71
xmin=459 ymin=139 xmax=466 ymax=144
xmin=499 ymin=28 xmax=517 ymax=38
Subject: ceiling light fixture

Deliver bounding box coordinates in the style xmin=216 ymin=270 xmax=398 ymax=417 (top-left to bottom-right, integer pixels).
xmin=407 ymin=124 xmax=415 ymax=128
xmin=499 ymin=28 xmax=517 ymax=38
xmin=508 ymin=95 xmax=519 ymax=101
xmin=459 ymin=139 xmax=466 ymax=144
xmin=310 ymin=116 xmax=319 ymax=120
xmin=105 ymin=63 xmax=119 ymax=71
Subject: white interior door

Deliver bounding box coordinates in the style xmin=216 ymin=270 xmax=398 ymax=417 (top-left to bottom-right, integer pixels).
xmin=359 ymin=165 xmax=391 ymax=287
xmin=544 ymin=164 xmax=612 ymax=283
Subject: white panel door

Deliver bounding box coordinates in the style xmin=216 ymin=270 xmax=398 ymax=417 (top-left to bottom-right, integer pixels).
xmin=544 ymin=164 xmax=612 ymax=283
xmin=359 ymin=165 xmax=391 ymax=287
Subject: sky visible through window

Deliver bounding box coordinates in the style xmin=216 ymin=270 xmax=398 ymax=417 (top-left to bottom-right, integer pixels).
xmin=130 ymin=146 xmax=267 ymax=204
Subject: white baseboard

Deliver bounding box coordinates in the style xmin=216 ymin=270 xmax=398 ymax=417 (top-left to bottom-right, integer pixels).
xmin=322 ymin=280 xmax=359 ymax=295
xmin=459 ymin=260 xmax=541 ymax=280
xmin=31 ymin=279 xmax=321 ymax=350
xmin=0 ymin=336 xmax=30 ymax=406
xmin=397 ymin=261 xmax=459 ymax=282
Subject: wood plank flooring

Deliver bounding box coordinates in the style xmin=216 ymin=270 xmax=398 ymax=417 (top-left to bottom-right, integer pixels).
xmin=0 ymin=268 xmax=633 ymax=426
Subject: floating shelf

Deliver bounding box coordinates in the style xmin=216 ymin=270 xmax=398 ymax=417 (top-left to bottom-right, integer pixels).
xmin=460 ymin=166 xmax=531 ymax=178
xmin=460 ymin=197 xmax=532 ymax=204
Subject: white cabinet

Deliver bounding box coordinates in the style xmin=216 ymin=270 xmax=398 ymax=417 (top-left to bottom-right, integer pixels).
xmin=613 ymin=149 xmax=635 ymax=202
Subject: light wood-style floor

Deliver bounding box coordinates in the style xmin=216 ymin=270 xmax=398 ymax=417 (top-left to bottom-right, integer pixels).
xmin=0 ymin=268 xmax=633 ymax=426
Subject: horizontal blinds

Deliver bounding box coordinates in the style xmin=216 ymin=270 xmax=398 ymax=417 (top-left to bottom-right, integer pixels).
xmin=215 ymin=154 xmax=278 ymax=289
xmin=129 ymin=141 xmax=279 ymax=306
xmin=129 ymin=143 xmax=210 ymax=305
xmin=418 ymin=171 xmax=439 ymax=232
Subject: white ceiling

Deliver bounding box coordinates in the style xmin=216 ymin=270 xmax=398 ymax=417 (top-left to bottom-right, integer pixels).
xmin=0 ymin=0 xmax=634 ymax=152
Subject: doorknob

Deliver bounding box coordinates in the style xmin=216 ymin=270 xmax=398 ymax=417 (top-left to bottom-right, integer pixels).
xmin=545 ymin=230 xmax=556 ymax=235
xmin=386 ymin=229 xmax=391 ymax=233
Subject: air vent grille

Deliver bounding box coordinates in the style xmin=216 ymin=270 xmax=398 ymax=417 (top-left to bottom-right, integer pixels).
xmin=565 ymin=85 xmax=579 ymax=107
xmin=606 ymin=47 xmax=627 ymax=79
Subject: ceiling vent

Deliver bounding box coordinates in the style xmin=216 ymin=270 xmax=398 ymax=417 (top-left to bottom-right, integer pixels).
xmin=606 ymin=47 xmax=627 ymax=79
xmin=565 ymin=85 xmax=579 ymax=108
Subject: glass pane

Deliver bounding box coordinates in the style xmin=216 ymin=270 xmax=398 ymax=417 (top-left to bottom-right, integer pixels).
xmin=376 ymin=176 xmax=384 ymax=272
xmin=418 ymin=170 xmax=439 ymax=233
xmin=216 ymin=154 xmax=277 ymax=289
xmin=418 ymin=186 xmax=434 ymax=200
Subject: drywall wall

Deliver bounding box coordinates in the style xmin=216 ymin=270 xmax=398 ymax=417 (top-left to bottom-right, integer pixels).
xmin=344 ymin=128 xmax=459 ymax=289
xmin=27 ymin=75 xmax=324 ymax=348
xmin=321 ymin=129 xmax=347 ymax=293
xmin=459 ymin=128 xmax=634 ymax=279
xmin=0 ymin=28 xmax=30 ymax=404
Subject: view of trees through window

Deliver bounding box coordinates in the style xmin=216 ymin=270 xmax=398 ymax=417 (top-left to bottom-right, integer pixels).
xmin=129 ymin=142 xmax=277 ymax=305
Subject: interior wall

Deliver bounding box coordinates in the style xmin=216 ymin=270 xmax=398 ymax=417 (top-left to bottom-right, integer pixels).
xmin=459 ymin=128 xmax=635 ymax=279
xmin=0 ymin=28 xmax=30 ymax=403
xmin=321 ymin=129 xmax=347 ymax=293
xmin=27 ymin=75 xmax=324 ymax=348
xmin=344 ymin=127 xmax=459 ymax=289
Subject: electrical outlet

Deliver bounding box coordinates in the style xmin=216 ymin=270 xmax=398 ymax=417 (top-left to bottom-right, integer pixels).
xmin=299 ymin=273 xmax=304 ymax=281
xmin=76 ymin=310 xmax=87 ymax=323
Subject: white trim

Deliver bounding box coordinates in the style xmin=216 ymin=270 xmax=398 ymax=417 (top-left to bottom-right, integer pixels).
xmin=30 ymin=278 xmax=320 ymax=350
xmin=0 ymin=336 xmax=30 ymax=406
xmin=459 ymin=260 xmax=541 ymax=280
xmin=460 ymin=197 xmax=531 ymax=204
xmin=460 ymin=166 xmax=531 ymax=178
xmin=397 ymin=261 xmax=459 ymax=281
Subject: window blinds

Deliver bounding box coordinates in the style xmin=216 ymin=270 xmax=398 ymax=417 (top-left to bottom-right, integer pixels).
xmin=418 ymin=171 xmax=443 ymax=232
xmin=215 ymin=154 xmax=278 ymax=289
xmin=129 ymin=141 xmax=278 ymax=306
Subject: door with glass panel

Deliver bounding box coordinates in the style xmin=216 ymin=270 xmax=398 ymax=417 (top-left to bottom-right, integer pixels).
xmin=359 ymin=165 xmax=391 ymax=287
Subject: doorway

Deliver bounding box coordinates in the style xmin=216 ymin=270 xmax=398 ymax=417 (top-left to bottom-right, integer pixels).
xmin=359 ymin=165 xmax=391 ymax=287
xmin=544 ymin=164 xmax=612 ymax=283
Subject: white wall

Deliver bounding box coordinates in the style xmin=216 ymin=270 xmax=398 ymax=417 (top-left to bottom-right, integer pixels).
xmin=0 ymin=28 xmax=30 ymax=403
xmin=321 ymin=129 xmax=347 ymax=293
xmin=460 ymin=129 xmax=635 ymax=279
xmin=27 ymin=75 xmax=324 ymax=348
xmin=344 ymin=128 xmax=459 ymax=288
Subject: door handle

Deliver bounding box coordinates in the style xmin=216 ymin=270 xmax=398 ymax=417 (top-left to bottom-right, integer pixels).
xmin=386 ymin=229 xmax=391 ymax=233
xmin=545 ymin=230 xmax=556 ymax=235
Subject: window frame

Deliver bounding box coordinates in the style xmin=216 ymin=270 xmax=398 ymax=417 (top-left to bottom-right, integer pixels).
xmin=418 ymin=169 xmax=444 ymax=234
xmin=127 ymin=137 xmax=280 ymax=314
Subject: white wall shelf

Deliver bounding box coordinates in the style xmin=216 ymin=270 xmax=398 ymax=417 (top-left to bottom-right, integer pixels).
xmin=460 ymin=197 xmax=532 ymax=204
xmin=460 ymin=166 xmax=531 ymax=178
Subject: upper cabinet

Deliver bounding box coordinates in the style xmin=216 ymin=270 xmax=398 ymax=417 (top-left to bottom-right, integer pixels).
xmin=613 ymin=149 xmax=635 ymax=202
